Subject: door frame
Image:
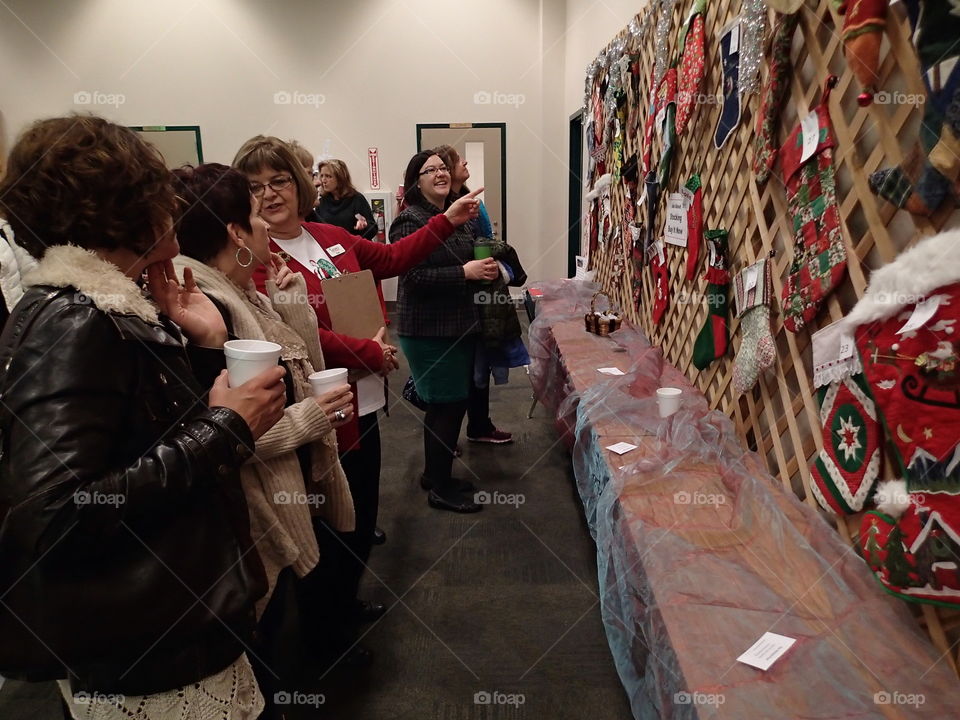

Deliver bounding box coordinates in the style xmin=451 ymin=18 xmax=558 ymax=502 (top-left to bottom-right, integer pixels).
xmin=416 ymin=122 xmax=507 ymax=243
xmin=567 ymin=110 xmax=583 ymax=278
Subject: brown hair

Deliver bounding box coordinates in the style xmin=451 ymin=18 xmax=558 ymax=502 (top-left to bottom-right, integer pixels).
xmin=232 ymin=135 xmax=315 ymax=219
xmin=0 ymin=115 xmax=176 ymax=258
xmin=432 ymin=144 xmax=469 ymax=197
xmin=317 ymin=158 xmax=358 ymax=199
xmin=173 ymin=164 xmax=253 ymax=264
xmin=287 ymin=140 xmax=315 ymax=172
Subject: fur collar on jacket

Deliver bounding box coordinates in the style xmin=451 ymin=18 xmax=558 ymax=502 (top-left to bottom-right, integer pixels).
xmin=25 ymin=244 xmax=159 ymax=324
xmin=846 ymin=228 xmax=960 ymax=327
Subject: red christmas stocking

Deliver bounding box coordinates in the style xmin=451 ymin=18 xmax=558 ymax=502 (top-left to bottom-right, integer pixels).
xmin=692 ymin=229 xmax=730 ymax=369
xmin=684 ymin=173 xmax=703 ymax=281
xmin=676 ymin=0 xmax=706 ymax=135
xmin=779 ymin=76 xmax=848 ymax=333
xmin=810 ymin=373 xmax=883 ymax=515
xmin=651 ymin=254 xmax=670 ymax=326
xmin=752 ymin=12 xmax=799 ymax=184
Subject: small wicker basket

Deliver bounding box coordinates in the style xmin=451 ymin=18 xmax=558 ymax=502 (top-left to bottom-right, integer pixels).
xmin=585 ymin=291 xmax=622 ymax=336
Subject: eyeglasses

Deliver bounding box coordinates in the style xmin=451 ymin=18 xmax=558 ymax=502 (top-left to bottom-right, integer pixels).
xmin=249 ymin=176 xmax=294 ymax=196
xmin=419 ymin=165 xmax=449 ymax=177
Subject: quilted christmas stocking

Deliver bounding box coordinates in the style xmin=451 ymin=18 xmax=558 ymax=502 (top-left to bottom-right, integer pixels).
xmin=692 ymin=229 xmax=730 ymax=370
xmin=732 ymin=257 xmax=775 ymax=393
xmin=752 ymin=12 xmax=799 ymax=184
xmin=868 ymin=0 xmax=960 ymax=216
xmin=651 ymin=254 xmax=670 ymax=326
xmin=676 ymin=0 xmax=707 ymax=136
xmin=810 ymin=373 xmax=883 ymax=515
xmin=714 ymin=18 xmax=742 ymax=150
xmin=780 ymin=76 xmax=847 ymax=333
xmin=684 ymin=174 xmax=703 ymax=281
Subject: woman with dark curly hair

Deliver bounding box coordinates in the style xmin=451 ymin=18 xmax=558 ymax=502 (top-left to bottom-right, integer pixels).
xmin=391 ymin=150 xmax=499 ymax=513
xmin=0 ymin=115 xmax=287 ymax=720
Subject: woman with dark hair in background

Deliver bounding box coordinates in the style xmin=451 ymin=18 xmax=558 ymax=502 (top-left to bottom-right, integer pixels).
xmin=316 ymin=158 xmax=377 ymax=240
xmin=233 ymin=135 xmax=482 ymax=660
xmin=0 ymin=116 xmax=286 ymax=720
xmin=391 ymin=150 xmax=498 ymax=513
xmin=172 ymin=162 xmax=357 ymax=707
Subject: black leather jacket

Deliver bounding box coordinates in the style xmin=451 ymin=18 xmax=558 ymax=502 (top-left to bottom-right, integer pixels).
xmin=0 ymin=286 xmax=267 ymax=695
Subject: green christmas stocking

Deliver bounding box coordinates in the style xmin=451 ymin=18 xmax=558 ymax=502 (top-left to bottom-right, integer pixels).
xmin=692 ymin=229 xmax=730 ymax=370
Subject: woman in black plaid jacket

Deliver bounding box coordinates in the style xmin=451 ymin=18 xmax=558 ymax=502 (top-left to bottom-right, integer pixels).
xmin=391 ymin=150 xmax=499 ymax=513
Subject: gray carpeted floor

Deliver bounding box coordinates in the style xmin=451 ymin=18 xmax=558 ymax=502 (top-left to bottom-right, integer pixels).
xmin=0 ymin=314 xmax=632 ymax=719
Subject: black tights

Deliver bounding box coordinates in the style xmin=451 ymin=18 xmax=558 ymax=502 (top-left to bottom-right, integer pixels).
xmin=423 ymin=398 xmax=468 ymax=490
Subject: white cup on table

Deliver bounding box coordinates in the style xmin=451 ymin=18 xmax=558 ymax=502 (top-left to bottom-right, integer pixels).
xmin=308 ymin=368 xmax=349 ymax=396
xmin=656 ymin=387 xmax=682 ymax=418
xmin=223 ymin=339 xmax=282 ymax=387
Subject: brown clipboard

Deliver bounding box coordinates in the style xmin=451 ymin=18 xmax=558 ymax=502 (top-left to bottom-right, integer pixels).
xmin=321 ymin=270 xmax=387 ymax=381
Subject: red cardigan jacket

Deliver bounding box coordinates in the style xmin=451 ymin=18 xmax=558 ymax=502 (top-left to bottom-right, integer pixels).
xmin=253 ymin=214 xmax=454 ymax=450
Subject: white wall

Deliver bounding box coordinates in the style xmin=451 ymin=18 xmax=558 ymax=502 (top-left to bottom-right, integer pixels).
xmin=0 ymin=0 xmax=644 ymax=283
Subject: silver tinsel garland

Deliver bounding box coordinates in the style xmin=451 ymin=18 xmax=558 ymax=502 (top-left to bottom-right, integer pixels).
xmin=653 ymin=0 xmax=677 ymax=88
xmin=739 ymin=0 xmax=768 ymax=95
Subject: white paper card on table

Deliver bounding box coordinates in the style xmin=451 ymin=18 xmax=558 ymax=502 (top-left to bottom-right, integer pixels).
xmin=737 ymin=632 xmax=796 ymax=671
xmin=897 ymin=294 xmax=943 ymax=335
xmin=606 ymin=441 xmax=638 ymax=455
xmin=838 ymin=334 xmax=855 ymax=361
xmin=800 ymin=110 xmax=820 ymax=164
xmin=664 ymin=194 xmax=688 ymax=247
xmin=597 ymin=367 xmax=626 ymax=376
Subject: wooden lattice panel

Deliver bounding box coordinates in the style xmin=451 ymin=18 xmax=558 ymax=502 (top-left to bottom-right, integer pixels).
xmin=585 ymin=0 xmax=960 ymax=676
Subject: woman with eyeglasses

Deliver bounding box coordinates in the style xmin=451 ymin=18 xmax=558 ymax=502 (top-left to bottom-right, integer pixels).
xmin=391 ymin=151 xmax=500 ymax=513
xmin=232 ymin=136 xmax=482 ymax=664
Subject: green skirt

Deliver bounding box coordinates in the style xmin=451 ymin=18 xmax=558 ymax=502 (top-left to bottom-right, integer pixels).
xmin=398 ymin=335 xmax=475 ymax=404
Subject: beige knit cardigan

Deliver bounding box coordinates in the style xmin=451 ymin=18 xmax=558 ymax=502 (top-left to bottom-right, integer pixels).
xmin=174 ymin=256 xmax=355 ymax=609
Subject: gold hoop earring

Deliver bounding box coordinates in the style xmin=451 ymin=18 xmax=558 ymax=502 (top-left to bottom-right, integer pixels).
xmin=236 ymin=246 xmax=254 ymax=268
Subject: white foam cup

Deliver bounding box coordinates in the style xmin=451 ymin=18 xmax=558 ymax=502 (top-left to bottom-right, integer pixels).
xmin=223 ymin=340 xmax=282 ymax=387
xmin=656 ymin=387 xmax=682 ymax=418
xmin=309 ymin=368 xmax=349 ymax=397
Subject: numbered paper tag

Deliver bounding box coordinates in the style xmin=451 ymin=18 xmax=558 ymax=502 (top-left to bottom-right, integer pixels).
xmin=680 ymin=186 xmax=694 ymax=211
xmin=838 ymin=334 xmax=855 ymax=361
xmin=897 ymin=294 xmax=943 ymax=335
xmin=800 ymin=110 xmax=820 ymax=164
xmin=664 ymin=194 xmax=688 ymax=247
xmin=743 ymin=264 xmax=760 ymax=295
xmin=657 ymin=240 xmax=666 ymax=265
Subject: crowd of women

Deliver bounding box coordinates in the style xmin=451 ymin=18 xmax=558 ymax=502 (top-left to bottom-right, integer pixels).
xmin=0 ymin=115 xmax=529 ymax=720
